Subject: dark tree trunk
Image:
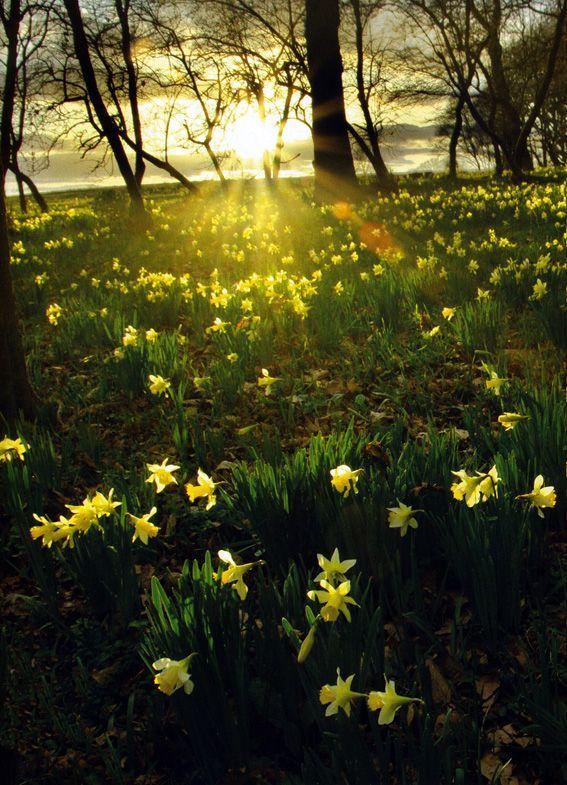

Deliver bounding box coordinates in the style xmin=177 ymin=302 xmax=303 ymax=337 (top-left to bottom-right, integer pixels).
xmin=16 ymin=168 xmax=49 ymax=212
xmin=350 ymin=0 xmax=395 ymax=192
xmin=0 ymin=161 xmax=36 ymax=422
xmin=0 ymin=0 xmax=20 ymax=176
xmin=115 ymin=0 xmax=146 ymax=186
xmin=305 ymin=0 xmax=357 ymax=201
xmin=448 ymin=94 xmax=465 ymax=179
xmin=63 ymin=0 xmax=147 ymax=220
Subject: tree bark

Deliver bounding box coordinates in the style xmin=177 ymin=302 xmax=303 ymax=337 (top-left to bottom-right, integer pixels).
xmin=0 ymin=160 xmax=36 ymax=422
xmin=305 ymin=0 xmax=357 ymax=201
xmin=63 ymin=0 xmax=147 ymax=220
xmin=448 ymin=94 xmax=465 ymax=178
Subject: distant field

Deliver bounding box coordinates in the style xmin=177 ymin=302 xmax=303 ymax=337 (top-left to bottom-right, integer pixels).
xmin=2 ymin=174 xmax=566 ymax=784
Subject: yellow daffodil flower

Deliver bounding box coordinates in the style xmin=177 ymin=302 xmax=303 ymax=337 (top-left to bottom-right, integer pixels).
xmin=146 ymin=459 xmax=180 ymax=493
xmin=0 ymin=436 xmax=27 ymax=462
xmin=498 ymin=412 xmax=529 ymax=431
xmin=330 ymin=465 xmax=362 ymax=497
xmin=516 ymin=475 xmax=556 ymax=517
xmin=451 ymin=465 xmax=500 ymax=506
xmin=314 ymin=548 xmax=356 ymax=584
xmin=148 ymin=374 xmax=171 ymax=396
xmin=216 ymin=549 xmax=262 ymax=600
xmin=122 ymin=325 xmax=138 ymax=347
xmin=442 ymin=306 xmax=456 ymax=321
xmin=185 ymin=469 xmax=217 ymax=510
xmin=90 ymin=488 xmax=121 ymax=517
xmin=46 ymin=303 xmax=62 ymax=325
xmin=307 ymin=579 xmax=359 ymax=622
xmin=65 ymin=499 xmax=99 ymax=533
xmin=532 ymin=278 xmax=548 ymax=299
xmin=152 ymin=653 xmax=196 ymax=696
xmin=128 ymin=506 xmax=159 ymax=543
xmin=257 ymin=368 xmax=280 ymax=396
xmin=368 ymin=678 xmax=422 ymax=725
xmin=319 ymin=669 xmax=365 ymax=717
xmin=145 ymin=328 xmax=159 ymax=342
xmin=387 ymin=502 xmax=421 ymax=537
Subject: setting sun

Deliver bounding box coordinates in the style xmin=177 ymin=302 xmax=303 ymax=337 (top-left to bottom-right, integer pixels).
xmin=224 ymin=108 xmax=276 ymax=161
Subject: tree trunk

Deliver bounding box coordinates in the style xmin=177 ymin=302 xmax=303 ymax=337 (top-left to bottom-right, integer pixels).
xmin=305 ymin=0 xmax=357 ymax=201
xmin=16 ymin=168 xmax=49 ymax=212
xmin=350 ymin=0 xmax=395 ymax=192
xmin=115 ymin=0 xmax=146 ymax=186
xmin=448 ymin=94 xmax=465 ymax=179
xmin=0 ymin=161 xmax=36 ymax=422
xmin=63 ymin=0 xmax=147 ymax=220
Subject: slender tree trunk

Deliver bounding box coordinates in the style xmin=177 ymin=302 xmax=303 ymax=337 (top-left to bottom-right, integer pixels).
xmin=448 ymin=94 xmax=465 ymax=179
xmin=0 ymin=161 xmax=36 ymax=422
xmin=256 ymin=85 xmax=273 ymax=182
xmin=305 ymin=0 xmax=357 ymax=201
xmin=350 ymin=0 xmax=395 ymax=192
xmin=115 ymin=0 xmax=146 ymax=186
xmin=17 ymin=169 xmax=49 ymax=212
xmin=15 ymin=170 xmax=26 ymax=213
xmin=63 ymin=0 xmax=147 ymax=220
xmin=272 ymin=79 xmax=293 ymax=181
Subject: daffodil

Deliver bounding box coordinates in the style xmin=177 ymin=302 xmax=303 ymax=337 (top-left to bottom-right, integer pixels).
xmin=307 ymin=579 xmax=359 ymax=622
xmin=148 ymin=374 xmax=171 ymax=396
xmin=451 ymin=465 xmax=500 ymax=506
xmin=152 ymin=653 xmax=196 ymax=696
xmin=0 ymin=436 xmax=27 ymax=462
xmin=46 ymin=303 xmax=62 ymax=325
xmin=216 ymin=549 xmax=262 ymax=600
xmin=532 ymin=278 xmax=548 ymax=299
xmin=314 ymin=548 xmax=356 ymax=584
xmin=30 ymin=514 xmax=76 ymax=548
xmin=128 ymin=507 xmax=159 ymax=543
xmin=497 ymin=412 xmax=529 ymax=431
xmin=185 ymin=469 xmax=217 ymax=510
xmin=387 ymin=502 xmax=421 ymax=537
xmin=442 ymin=306 xmax=456 ymax=320
xmin=484 ymin=369 xmax=508 ymax=396
xmin=368 ymin=677 xmax=422 ymax=725
xmin=146 ymin=459 xmax=180 ymax=493
xmin=330 ymin=465 xmax=362 ymax=497
xmin=319 ymin=669 xmax=365 ymax=717
xmin=90 ymin=488 xmax=121 ymax=517
xmin=425 ymin=325 xmax=440 ymax=338
xmin=65 ymin=499 xmax=99 ymax=533
xmin=516 ymin=475 xmax=556 ymax=517
xmin=257 ymin=368 xmax=280 ymax=396
xmin=226 ymin=352 xmax=238 ymax=363
xmin=478 ymin=465 xmax=501 ymax=501
xmin=145 ymin=328 xmax=159 ymax=342
xmin=122 ymin=325 xmax=138 ymax=347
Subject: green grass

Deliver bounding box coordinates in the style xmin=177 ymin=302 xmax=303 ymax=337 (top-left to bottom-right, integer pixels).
xmin=1 ymin=174 xmax=566 ymax=785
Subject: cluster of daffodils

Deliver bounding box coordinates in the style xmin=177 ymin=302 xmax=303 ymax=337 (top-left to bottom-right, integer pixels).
xmin=295 ymin=547 xmax=423 ymax=724
xmin=320 ymin=670 xmax=421 ymax=724
xmin=451 ymin=465 xmax=501 ymax=507
xmin=30 ymin=489 xmax=120 ymax=548
xmin=0 ymin=436 xmax=27 ymax=463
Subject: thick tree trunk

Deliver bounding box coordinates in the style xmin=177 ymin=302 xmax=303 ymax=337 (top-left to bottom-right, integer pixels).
xmin=448 ymin=94 xmax=465 ymax=179
xmin=305 ymin=0 xmax=357 ymax=201
xmin=0 ymin=162 xmax=36 ymax=422
xmin=63 ymin=0 xmax=147 ymax=220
